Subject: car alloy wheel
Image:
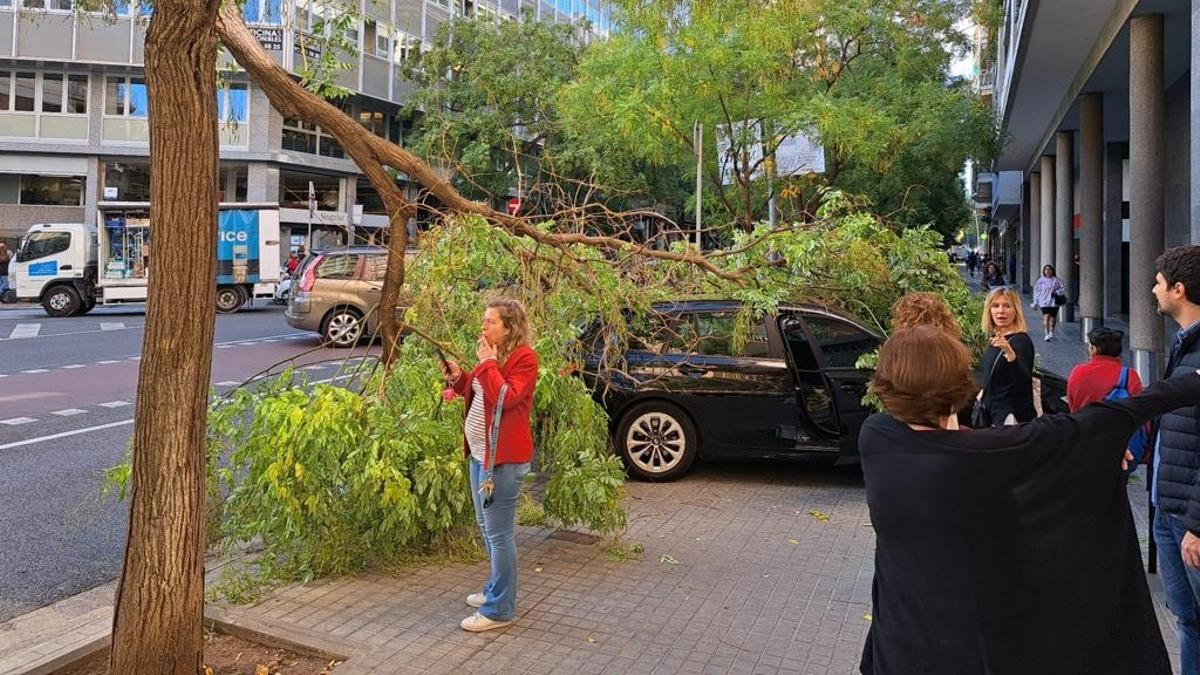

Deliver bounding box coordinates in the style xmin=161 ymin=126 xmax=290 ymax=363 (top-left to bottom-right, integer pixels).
xmin=625 ymin=412 xmax=688 ymax=475
xmin=325 ymin=311 xmax=363 ymax=347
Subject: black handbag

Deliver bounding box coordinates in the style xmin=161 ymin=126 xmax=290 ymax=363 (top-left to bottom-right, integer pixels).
xmin=971 ymin=354 xmax=1002 ymax=428
xmin=1052 ymin=287 xmax=1067 ymax=306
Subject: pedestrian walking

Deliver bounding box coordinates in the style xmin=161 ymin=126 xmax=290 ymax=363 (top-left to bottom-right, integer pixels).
xmin=976 ymin=287 xmax=1036 ymax=426
xmin=1148 ymin=245 xmax=1200 ymax=674
xmin=966 ymin=250 xmax=978 ymax=277
xmin=1067 ymin=327 xmax=1143 ymax=411
xmin=0 ymin=242 xmax=10 ymax=298
xmin=1031 ymin=265 xmax=1067 ymax=341
xmin=441 ymin=298 xmax=539 ymax=632
xmin=859 ymin=325 xmax=1200 ymax=674
xmin=981 ymin=261 xmax=1006 ymax=291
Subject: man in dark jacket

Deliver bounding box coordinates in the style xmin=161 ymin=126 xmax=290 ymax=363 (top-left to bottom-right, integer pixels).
xmin=1151 ymin=244 xmax=1200 ymax=674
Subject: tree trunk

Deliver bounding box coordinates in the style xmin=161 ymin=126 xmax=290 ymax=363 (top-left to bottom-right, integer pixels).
xmin=109 ymin=2 xmax=221 ymax=672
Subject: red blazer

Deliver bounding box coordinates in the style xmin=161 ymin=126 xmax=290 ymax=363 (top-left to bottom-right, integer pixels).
xmin=452 ymin=344 xmax=539 ymax=468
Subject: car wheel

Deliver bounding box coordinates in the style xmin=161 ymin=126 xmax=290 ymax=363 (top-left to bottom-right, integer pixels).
xmin=615 ymin=401 xmax=698 ymax=482
xmin=42 ymin=285 xmax=81 ymax=318
xmin=322 ymin=307 xmax=364 ymax=348
xmin=215 ymin=286 xmax=244 ymax=314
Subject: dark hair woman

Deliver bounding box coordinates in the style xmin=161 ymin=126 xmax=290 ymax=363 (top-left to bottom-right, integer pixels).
xmin=981 ymin=261 xmax=1006 ymax=291
xmin=442 ymin=297 xmax=538 ymax=632
xmin=858 ymin=325 xmax=1200 ymax=674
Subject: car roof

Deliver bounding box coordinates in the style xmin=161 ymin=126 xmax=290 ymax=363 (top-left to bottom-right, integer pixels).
xmin=648 ymin=299 xmax=881 ymax=337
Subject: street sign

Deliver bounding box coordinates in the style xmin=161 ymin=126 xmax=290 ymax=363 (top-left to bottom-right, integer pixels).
xmin=506 ymin=197 xmax=521 ymax=216
xmin=774 ymin=131 xmax=826 ymax=176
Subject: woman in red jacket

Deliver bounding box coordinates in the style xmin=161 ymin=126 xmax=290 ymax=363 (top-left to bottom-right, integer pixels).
xmin=442 ymin=298 xmax=539 ymax=632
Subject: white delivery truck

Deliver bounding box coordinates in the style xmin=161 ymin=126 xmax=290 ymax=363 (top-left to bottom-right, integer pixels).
xmin=11 ymin=204 xmax=282 ymax=317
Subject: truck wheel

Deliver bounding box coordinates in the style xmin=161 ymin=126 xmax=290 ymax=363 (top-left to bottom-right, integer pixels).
xmin=42 ymin=285 xmax=81 ymax=318
xmin=75 ymin=295 xmax=96 ymax=316
xmin=215 ymin=286 xmax=244 ymax=314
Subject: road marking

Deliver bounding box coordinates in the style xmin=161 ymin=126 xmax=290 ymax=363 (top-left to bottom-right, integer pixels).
xmin=216 ymin=345 xmax=235 ymax=349
xmin=216 ymin=381 xmax=241 ymax=387
xmin=51 ymin=409 xmax=87 ymax=416
xmin=100 ymin=322 xmax=126 ymax=331
xmin=263 ymin=339 xmax=279 ymax=343
xmin=128 ymin=356 xmax=141 ymax=361
xmin=99 ymin=401 xmax=132 ymax=408
xmin=8 ymin=324 xmax=41 ymax=340
xmin=21 ymin=369 xmax=49 ymax=374
xmin=60 ymin=364 xmax=86 ymax=369
xmin=302 ymin=365 xmax=326 ymax=371
xmin=0 ymin=417 xmax=37 ymax=426
xmin=239 ymin=342 xmax=259 ymax=347
xmin=0 ymin=419 xmax=135 ymax=451
xmin=97 ymin=360 xmax=119 ymax=365
xmin=0 ymin=374 xmax=7 ymax=379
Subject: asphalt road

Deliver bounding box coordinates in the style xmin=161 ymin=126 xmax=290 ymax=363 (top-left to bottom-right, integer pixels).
xmin=0 ymin=302 xmax=380 ymax=623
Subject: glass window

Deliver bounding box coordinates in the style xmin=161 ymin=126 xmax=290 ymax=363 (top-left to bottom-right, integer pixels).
xmin=20 ymin=175 xmax=83 ymax=206
xmin=694 ymin=312 xmax=769 ymax=358
xmin=0 ymin=0 xmax=12 ymax=7
xmin=804 ymin=316 xmax=879 ymax=369
xmin=356 ymin=177 xmax=386 ymax=215
xmin=14 ymin=72 xmax=35 ymax=112
xmin=263 ymin=0 xmax=282 ymax=22
xmin=217 ymin=82 xmax=248 ymax=123
xmin=363 ymin=254 xmax=388 ymax=281
xmin=631 ymin=312 xmax=697 ymax=355
xmin=49 ymin=0 xmax=72 ymax=8
xmin=127 ymin=78 xmax=147 ymax=117
xmin=104 ymin=161 xmax=151 ymax=202
xmin=23 ymin=0 xmax=45 ymax=7
xmin=318 ymin=134 xmax=344 ymax=158
xmin=105 ymin=76 xmax=125 ymax=115
xmin=15 ymin=231 xmax=71 ymax=263
xmin=66 ymin=75 xmax=87 ymax=114
xmin=280 ymin=171 xmax=340 ymax=210
xmin=315 ymin=254 xmax=359 ymax=280
xmin=41 ymin=73 xmax=62 ymax=113
xmin=112 ymin=0 xmax=130 ymax=15
xmin=0 ymin=73 xmax=10 ymax=112
xmin=242 ymin=0 xmax=260 ymax=21
xmin=137 ymin=0 xmax=151 ymax=16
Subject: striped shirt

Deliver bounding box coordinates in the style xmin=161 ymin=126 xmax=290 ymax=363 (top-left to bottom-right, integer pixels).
xmin=465 ymin=378 xmax=488 ymax=463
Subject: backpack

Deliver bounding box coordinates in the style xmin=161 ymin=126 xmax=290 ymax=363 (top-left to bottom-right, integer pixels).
xmin=1105 ymin=367 xmax=1151 ymax=471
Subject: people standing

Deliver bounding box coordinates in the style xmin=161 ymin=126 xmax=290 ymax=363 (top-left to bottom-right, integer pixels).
xmin=966 ymin=250 xmax=979 ymax=278
xmin=442 ymin=298 xmax=539 ymax=632
xmin=981 ymin=262 xmax=1007 ymax=291
xmin=285 ymin=252 xmax=300 ymax=276
xmin=889 ymin=292 xmax=962 ymax=339
xmin=0 ymin=243 xmax=10 ymax=299
xmin=1149 ymin=245 xmax=1200 ymax=673
xmin=858 ymin=325 xmax=1197 ymax=674
xmin=1067 ymin=327 xmax=1143 ymax=411
xmin=978 ymin=287 xmax=1036 ymax=426
xmin=1032 ymin=265 xmax=1067 ymax=341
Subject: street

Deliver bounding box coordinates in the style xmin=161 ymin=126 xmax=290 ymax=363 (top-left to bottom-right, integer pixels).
xmin=0 ymin=303 xmax=377 ymax=623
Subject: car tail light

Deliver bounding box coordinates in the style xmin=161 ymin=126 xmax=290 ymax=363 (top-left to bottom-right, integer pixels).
xmin=298 ymin=255 xmax=321 ymax=293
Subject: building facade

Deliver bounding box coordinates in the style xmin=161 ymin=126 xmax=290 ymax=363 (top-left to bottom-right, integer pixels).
xmin=0 ymin=0 xmax=610 ymax=253
xmin=984 ymin=0 xmax=1200 ymax=383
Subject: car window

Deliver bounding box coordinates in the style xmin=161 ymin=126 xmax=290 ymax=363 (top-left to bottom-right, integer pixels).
xmin=804 ymin=315 xmax=878 ymax=369
xmin=693 ymin=312 xmax=769 ymax=358
xmin=362 ymin=254 xmax=388 ymax=282
xmin=16 ymin=231 xmax=71 ymax=262
xmin=315 ymin=254 xmax=360 ymax=280
xmin=630 ymin=312 xmax=697 ymax=355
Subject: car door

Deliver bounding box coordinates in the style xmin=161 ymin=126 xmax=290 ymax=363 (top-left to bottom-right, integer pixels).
xmin=678 ymin=310 xmax=797 ymax=455
xmin=777 ymin=313 xmax=841 ymax=449
xmin=800 ymin=313 xmax=881 ymax=463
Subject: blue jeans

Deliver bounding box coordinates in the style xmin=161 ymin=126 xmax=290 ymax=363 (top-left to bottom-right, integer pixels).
xmin=0 ymin=274 xmax=9 ymax=297
xmin=469 ymin=458 xmax=529 ymax=621
xmin=1154 ymin=509 xmax=1200 ymax=674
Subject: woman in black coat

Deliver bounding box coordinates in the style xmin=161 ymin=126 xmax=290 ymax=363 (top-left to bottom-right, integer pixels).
xmin=859 ymin=326 xmax=1199 ymax=674
xmin=979 ymin=286 xmax=1037 ymax=425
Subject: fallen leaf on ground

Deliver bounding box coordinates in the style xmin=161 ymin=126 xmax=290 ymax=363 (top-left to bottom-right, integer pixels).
xmin=586 ymin=636 xmax=598 ymax=643
xmin=535 ymin=565 xmax=544 ymax=572
xmin=203 ymin=668 xmax=214 ymax=675
xmin=255 ymin=665 xmax=270 ymax=675
xmin=659 ymin=553 xmax=678 ymax=565
xmin=809 ymin=510 xmax=831 ymax=522
xmin=787 ymin=538 xmax=800 ymax=545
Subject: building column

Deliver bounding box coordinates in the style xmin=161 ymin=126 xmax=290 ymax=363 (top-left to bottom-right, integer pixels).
xmin=1029 ymin=172 xmax=1041 ymax=288
xmin=1055 ymin=131 xmax=1074 ymax=320
xmin=247 ymin=163 xmax=279 ymax=204
xmin=1130 ymin=14 xmax=1166 ymax=383
xmin=1192 ymin=0 xmax=1200 ymax=242
xmin=1040 ymin=155 xmax=1056 ymax=274
xmin=1020 ymin=179 xmax=1032 ymax=294
xmin=84 ymin=156 xmax=101 ymax=229
xmin=1079 ymin=94 xmax=1104 ymax=336
xmin=1104 ymin=143 xmax=1126 ymax=318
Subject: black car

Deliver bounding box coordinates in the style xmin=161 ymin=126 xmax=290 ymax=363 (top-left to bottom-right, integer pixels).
xmin=582 ymin=300 xmax=1068 ymax=481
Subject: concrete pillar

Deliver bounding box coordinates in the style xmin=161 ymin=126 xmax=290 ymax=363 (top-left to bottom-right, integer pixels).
xmin=1030 ymin=172 xmax=1041 ymax=287
xmin=1079 ymin=94 xmax=1104 ymax=336
xmin=1192 ymin=0 xmax=1200 ymax=243
xmin=1055 ymin=131 xmax=1074 ymax=319
xmin=1020 ymin=180 xmax=1032 ymax=294
xmin=247 ymin=163 xmax=279 ymax=203
xmin=1040 ymin=156 xmax=1056 ymax=273
xmin=84 ymin=156 xmax=101 ymax=228
xmin=1104 ymin=143 xmax=1126 ymax=318
xmin=1130 ymin=14 xmax=1165 ymax=383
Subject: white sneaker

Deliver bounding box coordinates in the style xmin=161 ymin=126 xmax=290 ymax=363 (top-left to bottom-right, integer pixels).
xmin=467 ymin=592 xmax=485 ymax=608
xmin=1044 ymin=333 xmax=1051 ymax=342
xmin=460 ymin=611 xmax=512 ymax=632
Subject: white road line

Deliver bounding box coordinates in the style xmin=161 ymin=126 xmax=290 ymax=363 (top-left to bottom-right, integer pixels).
xmin=98 ymin=401 xmax=132 ymax=408
xmin=215 ymin=381 xmax=241 ymax=387
xmin=216 ymin=345 xmax=235 ymax=349
xmin=21 ymin=369 xmax=49 ymax=374
xmin=302 ymin=365 xmax=326 ymax=371
xmin=0 ymin=374 xmax=8 ymax=379
xmin=8 ymin=324 xmax=41 ymax=340
xmin=51 ymin=409 xmax=87 ymax=416
xmin=0 ymin=417 xmax=37 ymax=426
xmin=97 ymin=360 xmax=119 ymax=365
xmin=128 ymin=356 xmax=141 ymax=361
xmin=100 ymin=322 xmax=126 ymax=331
xmin=238 ymin=342 xmax=259 ymax=347
xmin=60 ymin=364 xmax=86 ymax=369
xmin=263 ymin=339 xmax=279 ymax=343
xmin=0 ymin=419 xmax=135 ymax=451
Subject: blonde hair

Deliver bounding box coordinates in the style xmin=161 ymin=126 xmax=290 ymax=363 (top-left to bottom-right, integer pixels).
xmin=980 ymin=287 xmax=1029 ymax=335
xmin=487 ymin=297 xmax=533 ymax=363
xmin=890 ymin=292 xmax=962 ymax=340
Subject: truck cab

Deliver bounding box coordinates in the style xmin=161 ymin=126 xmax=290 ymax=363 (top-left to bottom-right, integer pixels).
xmin=12 ymin=223 xmax=97 ymax=317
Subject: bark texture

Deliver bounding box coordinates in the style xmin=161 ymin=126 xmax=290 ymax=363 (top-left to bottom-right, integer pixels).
xmin=109 ymin=2 xmax=221 ymax=672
